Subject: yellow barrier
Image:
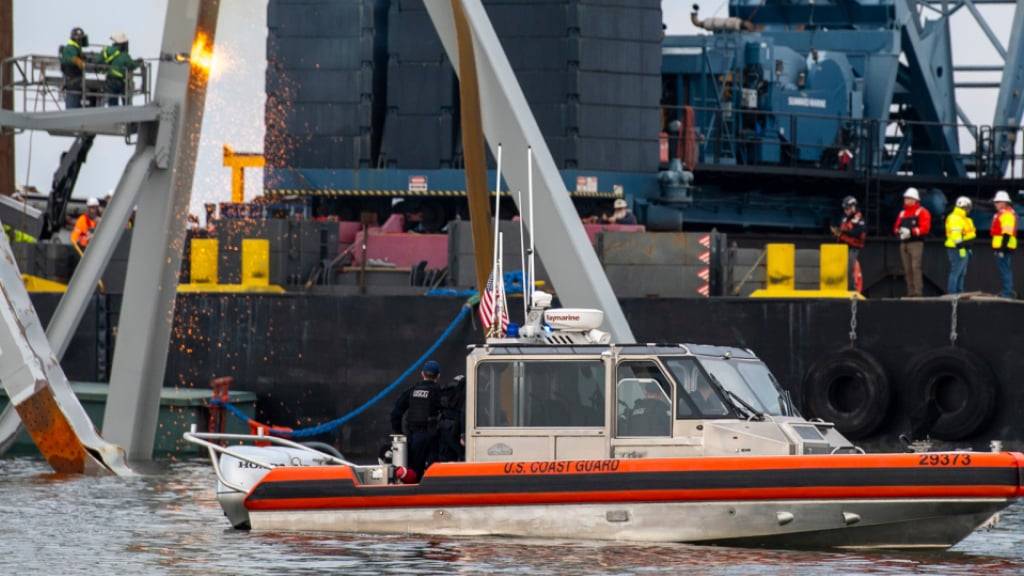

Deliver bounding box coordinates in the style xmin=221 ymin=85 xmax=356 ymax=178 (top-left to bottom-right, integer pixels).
xmin=750 ymin=242 xmax=862 ymax=299
xmin=21 ymin=274 xmax=67 ymax=293
xmin=178 ymin=283 xmax=285 ymax=294
xmin=765 ymin=243 xmax=795 ymax=291
xmin=241 ymin=239 xmax=270 ymax=287
xmin=819 ymin=244 xmax=849 ymax=291
xmin=190 ymin=238 xmax=219 ymax=284
xmin=179 ymin=237 xmax=284 ymax=294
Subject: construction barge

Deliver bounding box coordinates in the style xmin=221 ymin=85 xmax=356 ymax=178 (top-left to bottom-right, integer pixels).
xmin=4 ymin=0 xmax=1024 ymax=469
xmin=4 ymin=282 xmax=1021 ymax=460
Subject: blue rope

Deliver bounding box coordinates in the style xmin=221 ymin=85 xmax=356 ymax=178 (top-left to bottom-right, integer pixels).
xmin=211 ymin=399 xmax=256 ymax=425
xmin=211 ymin=303 xmax=472 ymax=438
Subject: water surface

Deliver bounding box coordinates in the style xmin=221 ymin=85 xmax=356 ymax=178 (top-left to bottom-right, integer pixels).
xmin=2 ymin=457 xmax=1023 ymax=575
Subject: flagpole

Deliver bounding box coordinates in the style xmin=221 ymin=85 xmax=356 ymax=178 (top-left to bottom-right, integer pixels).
xmin=495 ymin=231 xmax=505 ymax=336
xmin=527 ymin=146 xmax=535 ymax=311
xmin=517 ymin=190 xmax=528 ymax=323
xmin=492 ymin=143 xmax=502 ymax=286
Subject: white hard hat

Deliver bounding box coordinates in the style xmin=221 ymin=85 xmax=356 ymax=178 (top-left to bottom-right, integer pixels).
xmin=955 ymin=196 xmax=972 ymax=209
xmin=903 ymin=188 xmax=920 ymax=201
xmin=86 ymin=197 xmax=100 ymax=207
xmin=994 ymin=190 xmax=1013 ymax=203
xmin=613 ymin=199 xmax=628 ymax=210
xmin=110 ymin=32 xmax=129 ymax=44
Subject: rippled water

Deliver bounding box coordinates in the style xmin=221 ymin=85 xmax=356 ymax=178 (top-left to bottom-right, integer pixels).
xmin=3 ymin=457 xmax=1024 ymax=575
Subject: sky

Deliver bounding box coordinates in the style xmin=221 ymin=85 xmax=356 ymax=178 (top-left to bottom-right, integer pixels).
xmin=12 ymin=0 xmax=268 ymax=208
xmin=9 ymin=1 xmax=1018 ymax=207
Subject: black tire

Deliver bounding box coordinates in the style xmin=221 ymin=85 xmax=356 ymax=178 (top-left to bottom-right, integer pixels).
xmin=905 ymin=347 xmax=997 ymax=441
xmin=803 ymin=348 xmax=891 ymax=440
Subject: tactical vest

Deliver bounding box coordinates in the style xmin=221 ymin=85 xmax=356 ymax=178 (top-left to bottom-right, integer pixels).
xmin=406 ymin=381 xmax=435 ymax=429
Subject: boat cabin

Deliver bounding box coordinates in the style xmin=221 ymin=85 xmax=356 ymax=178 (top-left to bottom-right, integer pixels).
xmin=465 ymin=343 xmax=856 ymax=462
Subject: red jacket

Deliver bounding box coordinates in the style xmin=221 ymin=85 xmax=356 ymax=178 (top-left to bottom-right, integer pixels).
xmin=893 ymin=203 xmax=931 ymax=240
xmin=838 ymin=211 xmax=866 ymax=249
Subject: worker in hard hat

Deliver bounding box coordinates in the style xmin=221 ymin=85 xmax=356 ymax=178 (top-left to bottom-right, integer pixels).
xmin=893 ymin=187 xmax=931 ymax=297
xmin=944 ymin=196 xmax=977 ymax=295
xmin=390 ymin=360 xmax=443 ymax=479
xmin=71 ymin=198 xmax=101 ymax=250
xmin=831 ymin=196 xmax=865 ymax=291
xmin=101 ymin=33 xmax=142 ymax=106
xmin=59 ymin=27 xmax=94 ymax=109
xmin=602 ymin=198 xmax=637 ymax=225
xmin=991 ymin=191 xmax=1017 ymax=298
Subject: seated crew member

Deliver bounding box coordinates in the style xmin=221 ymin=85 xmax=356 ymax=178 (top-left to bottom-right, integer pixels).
xmin=630 ymin=380 xmax=671 ymax=436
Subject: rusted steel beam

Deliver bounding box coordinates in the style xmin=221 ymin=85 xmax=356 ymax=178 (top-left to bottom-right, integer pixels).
xmin=451 ymin=0 xmax=494 ymax=296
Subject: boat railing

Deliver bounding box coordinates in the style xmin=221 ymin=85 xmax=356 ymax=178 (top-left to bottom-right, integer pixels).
xmin=183 ymin=426 xmax=367 ymax=493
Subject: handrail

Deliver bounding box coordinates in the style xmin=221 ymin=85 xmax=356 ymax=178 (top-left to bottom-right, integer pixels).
xmin=662 ymin=103 xmax=1024 ymax=179
xmin=183 ymin=427 xmax=376 ymax=493
xmin=0 ymin=53 xmax=152 ymax=115
xmin=184 ymin=428 xmax=362 ymax=467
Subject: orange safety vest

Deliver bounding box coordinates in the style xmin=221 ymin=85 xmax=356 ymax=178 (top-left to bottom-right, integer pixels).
xmin=71 ymin=214 xmax=97 ymax=248
xmin=991 ymin=207 xmax=1017 ymax=250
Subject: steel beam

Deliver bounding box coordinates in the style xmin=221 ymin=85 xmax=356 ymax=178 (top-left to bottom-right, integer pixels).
xmin=424 ymin=0 xmax=634 ymax=342
xmin=962 ymin=0 xmax=1007 ymax=59
xmin=925 ymin=0 xmax=1017 ymax=4
xmin=898 ymin=0 xmax=965 ymax=176
xmin=992 ymin=0 xmax=1024 ymax=175
xmin=51 ymin=146 xmax=155 ymax=358
xmin=0 ymin=106 xmax=160 ymax=136
xmin=954 ymin=65 xmax=1003 ymax=72
xmin=451 ymin=0 xmax=494 ymax=296
xmin=0 ymin=0 xmax=12 ymax=197
xmin=102 ymin=0 xmax=220 ymax=461
xmin=0 ymin=144 xmax=155 ymax=455
xmin=0 ymin=226 xmax=130 ymax=474
xmin=955 ymin=104 xmax=977 ymax=140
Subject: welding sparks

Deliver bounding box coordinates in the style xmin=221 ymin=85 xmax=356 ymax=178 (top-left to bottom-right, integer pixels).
xmin=189 ymin=32 xmax=219 ymax=77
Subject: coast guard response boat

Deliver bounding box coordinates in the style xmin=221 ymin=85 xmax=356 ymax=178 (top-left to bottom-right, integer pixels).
xmin=186 ymin=293 xmax=1024 ymax=549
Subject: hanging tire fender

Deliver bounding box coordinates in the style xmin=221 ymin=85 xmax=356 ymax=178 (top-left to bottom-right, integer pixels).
xmin=904 ymin=346 xmax=997 ymax=441
xmin=802 ymin=348 xmax=891 ymax=440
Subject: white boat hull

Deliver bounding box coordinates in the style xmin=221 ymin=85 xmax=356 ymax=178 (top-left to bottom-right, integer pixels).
xmin=243 ymin=497 xmax=1007 ymax=549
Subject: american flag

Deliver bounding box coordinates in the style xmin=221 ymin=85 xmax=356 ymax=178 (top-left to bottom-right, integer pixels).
xmin=478 ymin=270 xmax=509 ymax=336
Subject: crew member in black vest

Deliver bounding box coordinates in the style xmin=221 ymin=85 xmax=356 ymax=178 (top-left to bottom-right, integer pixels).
xmin=435 ymin=375 xmax=466 ymax=463
xmin=390 ymin=360 xmax=442 ymax=478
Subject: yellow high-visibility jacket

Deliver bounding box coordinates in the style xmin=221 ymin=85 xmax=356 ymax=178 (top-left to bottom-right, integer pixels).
xmin=945 ymin=207 xmax=977 ymax=251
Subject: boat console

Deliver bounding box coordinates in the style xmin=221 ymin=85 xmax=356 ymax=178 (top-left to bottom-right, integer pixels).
xmin=466 ymin=343 xmax=859 ymax=462
xmin=467 ymin=295 xmax=858 ymax=462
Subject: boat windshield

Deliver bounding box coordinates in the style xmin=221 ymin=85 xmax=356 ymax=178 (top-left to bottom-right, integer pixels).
xmin=696 ymin=358 xmax=792 ymax=417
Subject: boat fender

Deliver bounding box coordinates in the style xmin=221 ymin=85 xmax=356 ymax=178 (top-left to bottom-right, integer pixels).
xmin=905 ymin=347 xmax=997 ymax=441
xmin=802 ymin=348 xmax=890 ymax=440
xmin=395 ymin=466 xmax=418 ymax=484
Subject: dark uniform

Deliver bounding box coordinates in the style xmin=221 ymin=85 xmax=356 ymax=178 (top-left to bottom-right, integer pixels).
xmin=434 ymin=376 xmax=466 ymax=463
xmin=101 ymin=40 xmax=139 ymax=106
xmin=836 ymin=199 xmax=866 ymax=291
xmin=391 ymin=378 xmax=441 ymax=477
xmin=628 ymin=381 xmax=671 ymax=436
xmin=60 ymin=34 xmax=89 ymax=109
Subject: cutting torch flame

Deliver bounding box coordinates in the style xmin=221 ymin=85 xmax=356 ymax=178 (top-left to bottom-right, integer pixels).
xmin=189 ymin=32 xmax=218 ymax=76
